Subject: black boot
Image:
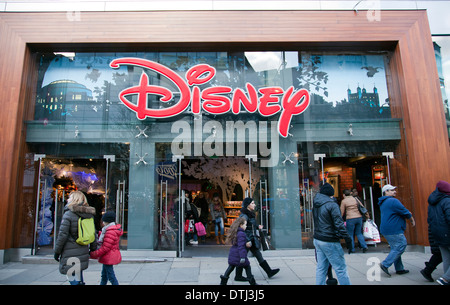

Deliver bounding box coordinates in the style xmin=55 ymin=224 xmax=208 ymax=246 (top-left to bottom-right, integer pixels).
xmin=260 ymin=260 xmax=280 ymax=278
xmin=248 ymin=275 xmax=259 ymax=285
xmin=326 ymin=265 xmax=338 ymax=285
xmin=420 ymin=262 xmax=435 ymax=282
xmin=220 ymin=275 xmax=229 ymax=285
xmin=234 ymin=266 xmax=248 ymax=281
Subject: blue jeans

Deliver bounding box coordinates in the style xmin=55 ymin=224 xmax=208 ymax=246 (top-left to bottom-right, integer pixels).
xmin=67 ymin=270 xmax=84 ymax=285
xmin=101 ymin=264 xmax=119 ymax=285
xmin=314 ymin=239 xmax=351 ymax=285
xmin=346 ymin=217 xmax=367 ymax=251
xmin=214 ymin=217 xmax=224 ymax=236
xmin=382 ymin=233 xmax=407 ymax=271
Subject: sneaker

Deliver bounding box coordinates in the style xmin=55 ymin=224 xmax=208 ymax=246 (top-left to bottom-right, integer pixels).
xmin=379 ymin=263 xmax=391 ymax=277
xmin=436 ymin=277 xmax=450 ymax=285
xmin=190 ymin=240 xmax=198 ymax=245
xmin=396 ymin=270 xmax=409 ymax=275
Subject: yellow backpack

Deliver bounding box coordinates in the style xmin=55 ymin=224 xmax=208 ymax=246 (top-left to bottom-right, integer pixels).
xmin=76 ymin=217 xmax=95 ymax=245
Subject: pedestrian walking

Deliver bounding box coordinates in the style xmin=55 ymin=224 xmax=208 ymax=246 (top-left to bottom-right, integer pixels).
xmin=340 ymin=189 xmax=369 ymax=253
xmin=313 ymin=183 xmax=352 ymax=285
xmin=209 ymin=193 xmax=227 ymax=245
xmin=90 ymin=210 xmax=123 ymax=285
xmin=220 ymin=217 xmax=258 ymax=285
xmin=235 ymin=197 xmax=280 ymax=281
xmin=378 ymin=184 xmax=415 ymax=277
xmin=54 ymin=191 xmax=97 ymax=285
xmin=426 ymin=180 xmax=450 ymax=285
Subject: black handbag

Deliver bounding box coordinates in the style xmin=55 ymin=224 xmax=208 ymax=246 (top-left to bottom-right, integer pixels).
xmin=258 ymin=229 xmax=272 ymax=251
xmin=356 ymin=198 xmax=368 ymax=220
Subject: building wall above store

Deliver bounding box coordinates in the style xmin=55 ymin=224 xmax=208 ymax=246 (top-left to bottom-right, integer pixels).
xmin=1 ymin=1 xmax=449 ymax=34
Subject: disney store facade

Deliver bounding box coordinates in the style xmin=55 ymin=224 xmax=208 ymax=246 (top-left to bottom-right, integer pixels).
xmin=1 ymin=9 xmax=449 ymax=260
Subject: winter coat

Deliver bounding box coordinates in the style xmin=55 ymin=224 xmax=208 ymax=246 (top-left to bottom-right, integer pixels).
xmin=54 ymin=204 xmax=97 ymax=274
xmin=427 ymin=188 xmax=450 ymax=247
xmin=313 ymin=193 xmax=349 ymax=242
xmin=228 ymin=228 xmax=250 ymax=267
xmin=377 ymin=195 xmax=412 ymax=235
xmin=90 ymin=223 xmax=123 ymax=265
xmin=239 ymin=208 xmax=260 ymax=249
xmin=340 ymin=196 xmax=364 ymax=220
xmin=210 ymin=202 xmax=226 ymax=220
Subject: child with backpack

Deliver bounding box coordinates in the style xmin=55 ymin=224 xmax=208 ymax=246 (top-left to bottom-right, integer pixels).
xmin=90 ymin=211 xmax=123 ymax=285
xmin=220 ymin=217 xmax=258 ymax=285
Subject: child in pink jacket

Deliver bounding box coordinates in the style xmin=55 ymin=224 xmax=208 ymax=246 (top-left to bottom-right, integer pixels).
xmin=90 ymin=211 xmax=123 ymax=285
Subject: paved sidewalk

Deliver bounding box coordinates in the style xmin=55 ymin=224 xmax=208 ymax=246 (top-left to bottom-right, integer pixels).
xmin=0 ymin=248 xmax=445 ymax=285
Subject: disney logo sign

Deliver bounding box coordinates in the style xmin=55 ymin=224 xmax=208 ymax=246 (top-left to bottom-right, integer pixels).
xmin=110 ymin=58 xmax=310 ymax=138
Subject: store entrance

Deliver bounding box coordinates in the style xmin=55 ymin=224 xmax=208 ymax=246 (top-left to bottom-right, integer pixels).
xmin=32 ymin=153 xmax=129 ymax=255
xmin=155 ymin=150 xmax=270 ymax=257
xmin=300 ymin=151 xmax=393 ymax=249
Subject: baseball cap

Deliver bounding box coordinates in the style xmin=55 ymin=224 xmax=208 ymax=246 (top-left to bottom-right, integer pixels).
xmin=382 ymin=184 xmax=397 ymax=194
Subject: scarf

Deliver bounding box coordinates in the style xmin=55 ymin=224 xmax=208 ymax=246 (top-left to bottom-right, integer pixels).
xmin=240 ymin=207 xmax=256 ymax=219
xmin=99 ymin=222 xmax=116 ymax=244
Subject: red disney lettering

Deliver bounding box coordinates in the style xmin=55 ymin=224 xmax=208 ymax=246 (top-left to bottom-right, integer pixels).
xmin=258 ymin=87 xmax=283 ymax=117
xmin=186 ymin=64 xmax=216 ymax=86
xmin=110 ymin=57 xmax=191 ymax=118
xmin=110 ymin=57 xmax=310 ymax=137
xmin=232 ymin=83 xmax=258 ymax=114
xmin=278 ymin=87 xmax=310 ymax=138
xmin=202 ymin=86 xmax=233 ymax=114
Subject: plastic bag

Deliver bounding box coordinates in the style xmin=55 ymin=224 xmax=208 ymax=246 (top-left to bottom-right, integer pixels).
xmin=364 ymin=219 xmax=381 ymax=244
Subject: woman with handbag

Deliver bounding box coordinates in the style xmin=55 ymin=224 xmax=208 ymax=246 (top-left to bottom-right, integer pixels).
xmin=340 ymin=189 xmax=369 ymax=253
xmin=234 ymin=197 xmax=280 ymax=281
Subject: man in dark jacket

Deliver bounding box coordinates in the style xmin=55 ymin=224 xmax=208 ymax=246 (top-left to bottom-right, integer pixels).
xmin=427 ymin=180 xmax=450 ymax=285
xmin=313 ymin=183 xmax=352 ymax=285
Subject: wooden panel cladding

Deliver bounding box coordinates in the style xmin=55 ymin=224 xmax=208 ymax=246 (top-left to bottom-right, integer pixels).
xmin=0 ymin=11 xmax=420 ymax=44
xmin=1 ymin=10 xmax=450 ymax=249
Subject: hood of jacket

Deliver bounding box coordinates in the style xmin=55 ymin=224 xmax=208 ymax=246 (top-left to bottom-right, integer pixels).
xmin=428 ymin=188 xmax=450 ymax=206
xmin=313 ymin=193 xmax=334 ymax=208
xmin=68 ymin=204 xmax=96 ymax=217
xmin=106 ymin=223 xmax=124 ymax=236
xmin=377 ymin=195 xmax=391 ymax=206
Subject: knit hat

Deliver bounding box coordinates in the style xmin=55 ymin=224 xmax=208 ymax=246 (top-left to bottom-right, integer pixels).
xmin=319 ymin=183 xmax=335 ymax=197
xmin=102 ymin=211 xmax=116 ymax=223
xmin=242 ymin=197 xmax=254 ymax=209
xmin=436 ymin=180 xmax=450 ymax=195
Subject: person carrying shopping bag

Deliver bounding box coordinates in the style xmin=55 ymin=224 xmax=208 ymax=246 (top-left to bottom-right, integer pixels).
xmin=220 ymin=217 xmax=258 ymax=285
xmin=54 ymin=191 xmax=97 ymax=285
xmin=340 ymin=189 xmax=369 ymax=253
xmin=90 ymin=210 xmax=123 ymax=285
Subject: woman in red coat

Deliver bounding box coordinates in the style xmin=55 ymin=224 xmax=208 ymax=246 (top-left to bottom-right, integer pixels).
xmin=90 ymin=211 xmax=123 ymax=285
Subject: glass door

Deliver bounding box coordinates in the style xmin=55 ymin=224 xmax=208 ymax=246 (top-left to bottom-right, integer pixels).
xmin=247 ymin=155 xmax=271 ymax=238
xmin=156 ymin=153 xmax=183 ymax=256
xmin=32 ymin=155 xmax=107 ymax=255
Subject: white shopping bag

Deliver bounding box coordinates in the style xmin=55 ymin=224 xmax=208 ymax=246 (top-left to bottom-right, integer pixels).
xmin=364 ymin=219 xmax=381 ymax=244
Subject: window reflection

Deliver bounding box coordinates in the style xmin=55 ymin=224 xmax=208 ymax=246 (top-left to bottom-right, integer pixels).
xmin=433 ymin=36 xmax=450 ymax=140
xmin=34 ymin=51 xmax=392 ymax=124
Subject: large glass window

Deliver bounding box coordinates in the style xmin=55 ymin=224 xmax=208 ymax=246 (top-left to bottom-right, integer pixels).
xmin=20 ymin=50 xmax=403 ymax=252
xmin=433 ymin=36 xmax=450 ymax=142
